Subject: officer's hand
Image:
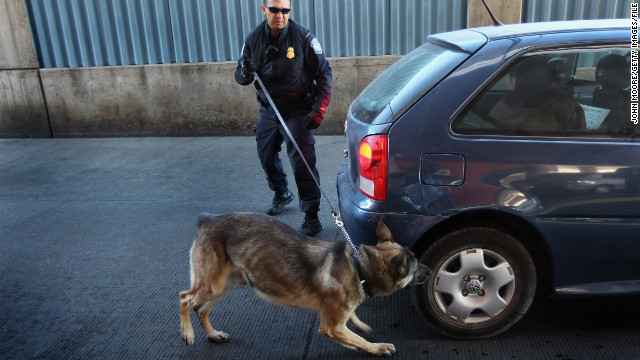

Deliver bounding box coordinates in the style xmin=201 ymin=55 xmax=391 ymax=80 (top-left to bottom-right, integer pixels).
xmin=304 ymin=107 xmax=325 ymax=130
xmin=241 ymin=56 xmax=257 ymax=78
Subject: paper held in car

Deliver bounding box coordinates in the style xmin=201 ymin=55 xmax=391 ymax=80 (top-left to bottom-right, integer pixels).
xmin=579 ymin=104 xmax=610 ymax=130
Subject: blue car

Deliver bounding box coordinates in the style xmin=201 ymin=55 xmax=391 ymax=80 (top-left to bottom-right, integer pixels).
xmin=336 ymin=19 xmax=639 ymax=339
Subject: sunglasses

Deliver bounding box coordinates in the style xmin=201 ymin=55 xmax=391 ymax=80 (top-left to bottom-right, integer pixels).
xmin=268 ymin=6 xmax=291 ymax=15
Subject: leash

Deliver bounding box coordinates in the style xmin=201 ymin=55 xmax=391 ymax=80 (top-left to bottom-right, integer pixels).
xmin=252 ymin=72 xmax=360 ymax=257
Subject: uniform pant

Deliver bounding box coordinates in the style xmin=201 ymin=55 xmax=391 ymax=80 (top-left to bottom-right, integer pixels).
xmin=255 ymin=106 xmax=320 ymax=213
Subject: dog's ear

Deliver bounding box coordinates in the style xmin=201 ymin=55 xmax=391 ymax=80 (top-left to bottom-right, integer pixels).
xmin=376 ymin=222 xmax=394 ymax=244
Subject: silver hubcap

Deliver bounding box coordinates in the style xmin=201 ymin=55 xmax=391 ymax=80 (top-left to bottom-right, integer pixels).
xmin=433 ymin=248 xmax=515 ymax=324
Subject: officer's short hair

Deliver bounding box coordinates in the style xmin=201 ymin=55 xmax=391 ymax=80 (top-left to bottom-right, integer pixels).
xmin=264 ymin=0 xmax=291 ymax=5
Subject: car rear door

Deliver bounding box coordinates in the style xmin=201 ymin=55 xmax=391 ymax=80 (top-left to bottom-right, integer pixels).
xmin=388 ymin=33 xmax=640 ymax=294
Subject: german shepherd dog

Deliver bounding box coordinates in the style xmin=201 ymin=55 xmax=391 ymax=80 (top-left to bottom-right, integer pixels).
xmin=179 ymin=212 xmax=431 ymax=356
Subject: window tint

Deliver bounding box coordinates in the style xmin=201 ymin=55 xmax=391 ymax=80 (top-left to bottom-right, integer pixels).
xmin=351 ymin=41 xmax=470 ymax=124
xmin=453 ymin=48 xmax=637 ymax=140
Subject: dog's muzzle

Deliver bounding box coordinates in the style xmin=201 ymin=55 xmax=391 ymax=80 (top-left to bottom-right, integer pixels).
xmin=410 ymin=264 xmax=432 ymax=285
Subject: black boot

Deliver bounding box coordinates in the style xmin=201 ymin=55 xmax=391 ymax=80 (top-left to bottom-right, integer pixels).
xmin=267 ymin=190 xmax=293 ymax=215
xmin=300 ymin=211 xmax=322 ymax=236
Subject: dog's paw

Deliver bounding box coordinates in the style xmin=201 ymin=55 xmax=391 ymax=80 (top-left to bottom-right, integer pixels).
xmin=181 ymin=330 xmax=195 ymax=346
xmin=207 ymin=331 xmax=230 ymax=343
xmin=374 ymin=343 xmax=396 ymax=357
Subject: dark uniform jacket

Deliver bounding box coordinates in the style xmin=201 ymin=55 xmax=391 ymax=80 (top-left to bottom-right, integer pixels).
xmin=235 ymin=20 xmax=332 ymax=117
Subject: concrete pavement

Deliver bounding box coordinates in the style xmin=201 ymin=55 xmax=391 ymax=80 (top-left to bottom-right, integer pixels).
xmin=1 ymin=136 xmax=639 ymax=359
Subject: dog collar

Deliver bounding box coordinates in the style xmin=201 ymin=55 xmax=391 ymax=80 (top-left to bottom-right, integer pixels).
xmin=353 ymin=255 xmax=373 ymax=298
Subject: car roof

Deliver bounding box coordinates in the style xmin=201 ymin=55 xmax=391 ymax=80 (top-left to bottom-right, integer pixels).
xmin=471 ymin=19 xmax=630 ymax=40
xmin=429 ymin=19 xmax=630 ymax=54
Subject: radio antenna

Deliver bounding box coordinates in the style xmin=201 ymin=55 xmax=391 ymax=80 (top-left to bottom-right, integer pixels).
xmin=481 ymin=0 xmax=504 ymax=26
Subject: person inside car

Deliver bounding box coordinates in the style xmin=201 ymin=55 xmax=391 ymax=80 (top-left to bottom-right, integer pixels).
xmin=488 ymin=56 xmax=586 ymax=134
xmin=593 ymin=54 xmax=632 ymax=136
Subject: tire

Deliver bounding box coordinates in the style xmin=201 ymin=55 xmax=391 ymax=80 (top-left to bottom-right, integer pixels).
xmin=412 ymin=227 xmax=536 ymax=339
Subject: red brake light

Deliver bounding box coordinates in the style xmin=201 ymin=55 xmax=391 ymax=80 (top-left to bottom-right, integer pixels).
xmin=358 ymin=135 xmax=388 ymax=201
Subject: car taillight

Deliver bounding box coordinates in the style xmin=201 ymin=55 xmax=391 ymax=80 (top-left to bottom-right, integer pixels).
xmin=358 ymin=135 xmax=388 ymax=201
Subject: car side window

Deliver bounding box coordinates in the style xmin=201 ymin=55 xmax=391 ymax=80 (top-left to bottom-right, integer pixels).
xmin=452 ymin=48 xmax=637 ymax=140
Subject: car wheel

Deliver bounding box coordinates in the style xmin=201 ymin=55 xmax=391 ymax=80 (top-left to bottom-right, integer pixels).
xmin=412 ymin=227 xmax=536 ymax=339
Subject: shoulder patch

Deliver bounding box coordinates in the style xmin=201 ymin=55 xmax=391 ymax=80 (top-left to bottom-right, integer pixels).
xmin=310 ymin=38 xmax=323 ymax=55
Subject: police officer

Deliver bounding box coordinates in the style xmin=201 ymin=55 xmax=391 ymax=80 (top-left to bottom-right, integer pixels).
xmin=235 ymin=0 xmax=332 ymax=236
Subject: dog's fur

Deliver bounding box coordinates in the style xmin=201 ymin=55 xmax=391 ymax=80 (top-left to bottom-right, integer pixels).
xmin=179 ymin=212 xmax=430 ymax=356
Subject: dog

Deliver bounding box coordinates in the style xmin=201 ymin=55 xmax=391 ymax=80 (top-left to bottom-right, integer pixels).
xmin=179 ymin=212 xmax=431 ymax=356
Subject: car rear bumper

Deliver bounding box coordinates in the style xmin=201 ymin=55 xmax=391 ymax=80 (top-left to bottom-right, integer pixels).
xmin=336 ymin=157 xmax=386 ymax=246
xmin=337 ymin=157 xmax=448 ymax=250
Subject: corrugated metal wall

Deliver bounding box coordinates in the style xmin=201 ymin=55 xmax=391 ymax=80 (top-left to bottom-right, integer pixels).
xmin=25 ymin=0 xmax=467 ymax=68
xmin=25 ymin=0 xmax=635 ymax=69
xmin=311 ymin=0 xmax=466 ymax=57
xmin=524 ymin=0 xmax=632 ymax=21
xmin=27 ymin=0 xmax=174 ymax=68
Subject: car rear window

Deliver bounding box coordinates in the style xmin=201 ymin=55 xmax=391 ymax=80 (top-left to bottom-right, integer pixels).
xmin=350 ymin=41 xmax=471 ymax=124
